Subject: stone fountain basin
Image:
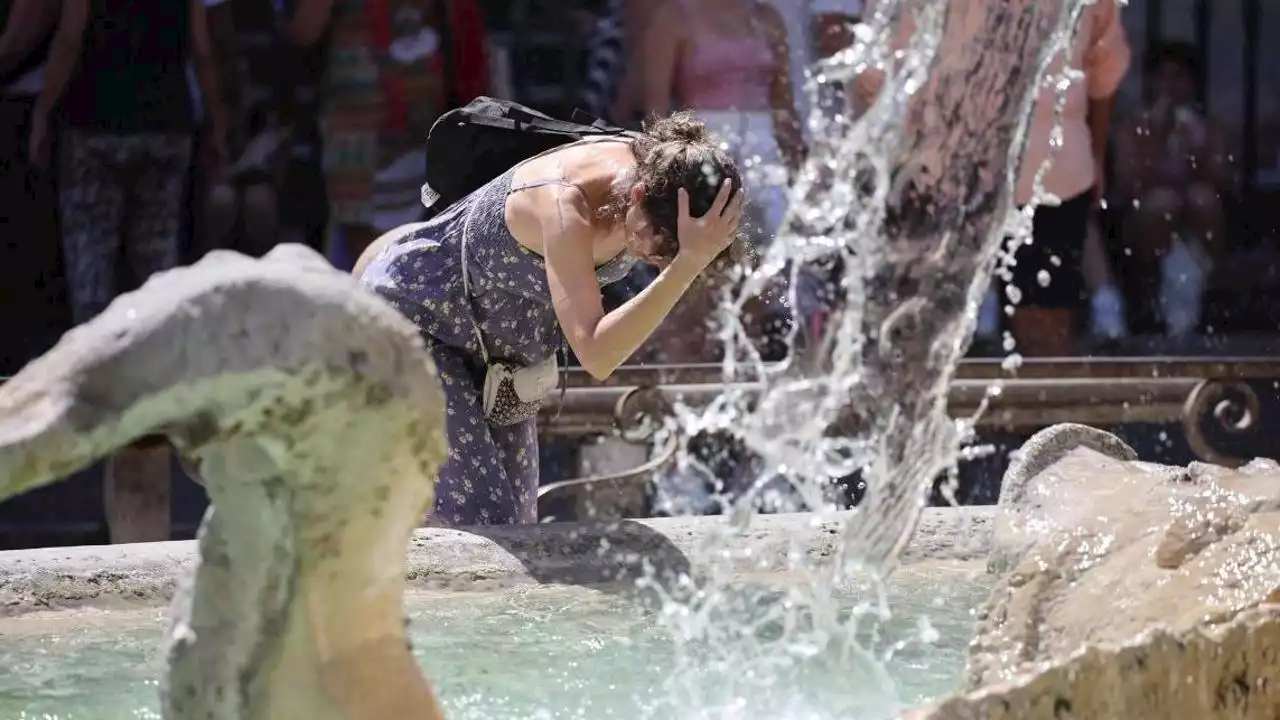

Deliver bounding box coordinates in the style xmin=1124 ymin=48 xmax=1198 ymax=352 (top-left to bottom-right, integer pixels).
xmin=0 ymin=509 xmax=996 ymax=720
xmin=0 ymin=508 xmax=995 ymax=610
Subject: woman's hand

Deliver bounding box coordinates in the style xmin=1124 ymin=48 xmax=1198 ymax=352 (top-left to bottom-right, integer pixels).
xmin=674 ymin=181 xmax=745 ymax=269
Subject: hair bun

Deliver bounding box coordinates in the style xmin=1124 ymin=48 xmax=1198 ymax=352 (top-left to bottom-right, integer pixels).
xmin=646 ymin=111 xmax=708 ymax=144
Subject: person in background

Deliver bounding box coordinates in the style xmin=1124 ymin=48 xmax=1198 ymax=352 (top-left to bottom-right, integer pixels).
xmin=286 ymin=0 xmax=488 ymax=267
xmin=640 ymin=0 xmax=803 ymax=235
xmin=1112 ymin=41 xmax=1234 ymax=338
xmin=856 ymin=0 xmax=1131 ymax=356
xmin=0 ymin=0 xmax=63 ymax=374
xmin=196 ymin=0 xmax=329 ymax=261
xmin=811 ymin=0 xmax=861 ymax=58
xmin=190 ymin=0 xmax=245 ymax=260
xmin=30 ymin=0 xmax=227 ymax=544
xmin=31 ymin=0 xmax=227 ymax=321
xmin=576 ymin=0 xmax=626 ymax=123
xmin=792 ymin=0 xmax=863 ymax=351
xmin=609 ymin=0 xmax=657 ymax=124
xmin=274 ymin=0 xmax=331 ymax=253
xmin=629 ymin=0 xmax=802 ymax=363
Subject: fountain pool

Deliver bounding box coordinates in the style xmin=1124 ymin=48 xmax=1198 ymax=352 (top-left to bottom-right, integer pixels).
xmin=0 ymin=514 xmax=994 ymax=720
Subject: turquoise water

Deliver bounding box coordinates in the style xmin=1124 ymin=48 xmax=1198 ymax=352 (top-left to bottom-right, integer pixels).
xmin=0 ymin=567 xmax=990 ymax=720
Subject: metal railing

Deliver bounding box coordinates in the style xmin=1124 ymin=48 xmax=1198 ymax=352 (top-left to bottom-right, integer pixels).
xmin=535 ymin=357 xmax=1280 ymax=516
xmin=5 ymin=357 xmax=1277 ymax=518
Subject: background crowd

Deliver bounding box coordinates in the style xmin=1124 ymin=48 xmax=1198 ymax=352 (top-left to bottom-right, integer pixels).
xmin=0 ymin=0 xmax=1277 ymax=544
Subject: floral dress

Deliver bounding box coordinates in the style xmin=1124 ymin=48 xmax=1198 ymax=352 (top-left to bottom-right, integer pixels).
xmin=361 ymin=165 xmax=636 ymax=525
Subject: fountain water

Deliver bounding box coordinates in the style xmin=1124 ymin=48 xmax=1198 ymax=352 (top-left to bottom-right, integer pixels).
xmin=703 ymin=0 xmax=1089 ymax=567
xmin=640 ymin=0 xmax=1098 ymax=711
xmin=1 ymin=1 xmax=1277 ymax=718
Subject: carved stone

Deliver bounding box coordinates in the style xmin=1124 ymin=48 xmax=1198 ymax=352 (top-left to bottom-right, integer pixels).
xmin=0 ymin=245 xmax=448 ymax=719
xmin=973 ymin=440 xmax=1280 ymax=686
xmin=902 ymin=604 xmax=1280 ymax=720
xmin=902 ymin=424 xmax=1280 ymax=719
xmin=988 ymin=423 xmax=1137 ymax=573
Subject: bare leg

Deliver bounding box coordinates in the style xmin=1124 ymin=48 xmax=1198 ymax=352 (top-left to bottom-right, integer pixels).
xmin=1082 ymin=218 xmax=1127 ymax=341
xmin=201 ymin=181 xmax=240 ymax=255
xmin=1131 ymin=185 xmax=1183 ymax=270
xmin=1184 ymin=181 xmax=1226 ymax=260
xmin=105 ymin=439 xmax=172 ymax=544
xmin=1154 ymin=182 xmax=1221 ymax=337
xmin=1009 ymin=308 xmax=1076 ymax=357
xmin=241 ymin=182 xmax=280 ymax=257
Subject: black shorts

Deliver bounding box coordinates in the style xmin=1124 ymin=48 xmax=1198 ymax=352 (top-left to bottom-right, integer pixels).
xmin=1003 ymin=188 xmax=1091 ymax=310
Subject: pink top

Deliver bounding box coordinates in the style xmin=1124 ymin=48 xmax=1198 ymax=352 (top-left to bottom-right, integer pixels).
xmin=856 ymin=0 xmax=1131 ymax=205
xmin=1014 ymin=0 xmax=1130 ymax=204
xmin=675 ymin=21 xmax=776 ymax=111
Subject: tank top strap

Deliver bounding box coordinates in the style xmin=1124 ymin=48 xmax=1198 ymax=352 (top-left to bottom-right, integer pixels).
xmin=505 ymin=135 xmax=634 ymax=196
xmin=508 ymin=178 xmax=586 ymax=195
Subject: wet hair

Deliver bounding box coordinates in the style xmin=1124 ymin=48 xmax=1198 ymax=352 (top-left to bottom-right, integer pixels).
xmin=1144 ymin=40 xmax=1199 ymax=82
xmin=603 ymin=111 xmax=753 ymax=265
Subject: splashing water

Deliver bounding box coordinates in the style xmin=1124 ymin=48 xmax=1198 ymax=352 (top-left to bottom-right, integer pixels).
xmin=643 ymin=0 xmax=1105 ymax=715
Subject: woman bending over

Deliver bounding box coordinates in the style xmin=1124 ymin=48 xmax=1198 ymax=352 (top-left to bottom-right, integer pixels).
xmin=359 ymin=112 xmax=746 ymax=526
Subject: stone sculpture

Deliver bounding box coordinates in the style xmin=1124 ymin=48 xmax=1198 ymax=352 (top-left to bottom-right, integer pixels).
xmin=906 ymin=423 xmax=1280 ymax=719
xmin=904 ymin=604 xmax=1280 ymax=719
xmin=0 ymin=245 xmax=449 ymax=720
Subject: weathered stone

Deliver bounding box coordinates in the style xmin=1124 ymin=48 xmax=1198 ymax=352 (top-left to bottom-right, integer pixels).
xmin=0 ymin=245 xmax=449 ymax=720
xmin=988 ymin=423 xmax=1136 ymax=573
xmin=965 ymin=423 xmax=1280 ymax=697
xmin=0 ymin=507 xmax=999 ymax=614
xmin=902 ymin=604 xmax=1280 ymax=720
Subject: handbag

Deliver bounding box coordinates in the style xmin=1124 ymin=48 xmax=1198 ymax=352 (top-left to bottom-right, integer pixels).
xmin=460 ymin=205 xmax=560 ymax=426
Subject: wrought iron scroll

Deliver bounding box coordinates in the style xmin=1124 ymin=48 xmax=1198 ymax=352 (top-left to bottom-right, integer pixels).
xmin=1181 ymin=379 xmax=1264 ymax=468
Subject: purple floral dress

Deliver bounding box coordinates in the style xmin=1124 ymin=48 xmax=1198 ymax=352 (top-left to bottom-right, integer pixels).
xmin=361 ymin=166 xmax=635 ymax=524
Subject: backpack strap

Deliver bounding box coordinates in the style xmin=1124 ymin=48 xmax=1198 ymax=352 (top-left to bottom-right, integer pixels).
xmin=458 ymin=198 xmax=490 ymax=364
xmin=503 ymin=135 xmax=636 ymax=190
xmin=464 ymin=110 xmax=628 ymax=138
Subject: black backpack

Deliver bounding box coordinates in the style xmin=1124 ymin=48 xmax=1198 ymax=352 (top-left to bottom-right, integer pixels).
xmin=421 ymin=96 xmax=640 ymax=216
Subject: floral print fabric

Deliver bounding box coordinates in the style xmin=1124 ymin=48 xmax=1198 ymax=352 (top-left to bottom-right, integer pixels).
xmin=362 ymin=165 xmax=635 ymax=524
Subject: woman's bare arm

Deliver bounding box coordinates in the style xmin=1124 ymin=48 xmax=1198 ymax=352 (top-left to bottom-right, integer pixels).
xmin=282 ymin=0 xmax=333 ymax=47
xmin=542 ymin=188 xmax=703 ymax=380
xmin=32 ymin=0 xmax=87 ymax=119
xmin=188 ymin=0 xmax=227 ymax=164
xmin=1110 ymin=117 xmax=1147 ymax=199
xmin=0 ymin=0 xmax=58 ymax=78
xmin=756 ymin=3 xmax=806 ymax=173
xmin=610 ymin=0 xmax=655 ymax=121
xmin=639 ymin=1 xmax=681 ymax=116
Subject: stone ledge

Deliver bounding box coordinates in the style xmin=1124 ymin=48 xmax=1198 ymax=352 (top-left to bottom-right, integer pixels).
xmin=0 ymin=507 xmax=994 ymax=615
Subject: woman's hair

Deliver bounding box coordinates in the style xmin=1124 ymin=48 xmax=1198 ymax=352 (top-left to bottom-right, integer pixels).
xmin=603 ymin=111 xmax=754 ymax=265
